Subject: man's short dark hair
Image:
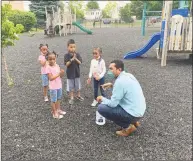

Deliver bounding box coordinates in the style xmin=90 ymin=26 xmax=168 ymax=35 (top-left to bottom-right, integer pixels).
xmin=110 ymin=60 xmax=124 ymax=71
xmin=67 ymin=39 xmax=75 ymax=46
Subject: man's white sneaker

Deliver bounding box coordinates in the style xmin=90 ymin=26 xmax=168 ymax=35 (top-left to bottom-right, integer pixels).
xmin=44 ymin=96 xmax=49 ymax=102
xmin=91 ymin=99 xmax=98 ymax=107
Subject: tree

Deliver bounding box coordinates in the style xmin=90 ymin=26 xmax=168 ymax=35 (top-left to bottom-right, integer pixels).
xmin=86 ymin=1 xmax=99 ymax=9
xmin=68 ymin=1 xmax=84 ymax=19
xmin=130 ymin=1 xmax=163 ymax=19
xmin=102 ymin=2 xmax=117 ymax=18
xmin=29 ymin=1 xmax=63 ymax=28
xmin=102 ymin=10 xmax=110 ymax=18
xmin=9 ymin=10 xmax=37 ymax=32
xmin=2 ymin=4 xmax=24 ymax=48
xmin=130 ymin=0 xmax=192 ymax=19
xmin=146 ymin=1 xmax=163 ymax=16
xmin=2 ymin=4 xmax=24 ymax=86
xmin=120 ymin=4 xmax=133 ymax=23
xmin=130 ymin=1 xmax=145 ymax=19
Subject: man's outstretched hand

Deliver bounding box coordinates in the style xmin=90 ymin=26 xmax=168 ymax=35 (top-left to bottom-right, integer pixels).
xmin=101 ymin=83 xmax=113 ymax=90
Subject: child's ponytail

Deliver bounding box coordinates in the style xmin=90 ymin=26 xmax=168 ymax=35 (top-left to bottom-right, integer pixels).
xmin=39 ymin=44 xmax=49 ymax=50
xmin=52 ymin=50 xmax=59 ymax=58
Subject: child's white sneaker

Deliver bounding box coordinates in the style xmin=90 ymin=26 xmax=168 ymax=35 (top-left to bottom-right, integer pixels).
xmin=91 ymin=99 xmax=98 ymax=107
xmin=44 ymin=96 xmax=49 ymax=102
xmin=58 ymin=110 xmax=66 ymax=115
xmin=69 ymin=98 xmax=74 ymax=105
xmin=57 ymin=115 xmax=63 ymax=119
xmin=53 ymin=114 xmax=63 ymax=119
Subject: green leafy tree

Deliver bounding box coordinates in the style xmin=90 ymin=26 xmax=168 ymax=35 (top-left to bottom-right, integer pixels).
xmin=120 ymin=4 xmax=133 ymax=23
xmin=102 ymin=10 xmax=110 ymax=18
xmin=148 ymin=1 xmax=163 ymax=11
xmin=2 ymin=4 xmax=24 ymax=48
xmin=2 ymin=4 xmax=24 ymax=86
xmin=29 ymin=1 xmax=63 ymax=28
xmin=86 ymin=1 xmax=99 ymax=9
xmin=68 ymin=1 xmax=84 ymax=19
xmin=9 ymin=10 xmax=37 ymax=32
xmin=102 ymin=2 xmax=117 ymax=18
xmin=130 ymin=1 xmax=145 ymax=19
xmin=130 ymin=1 xmax=163 ymax=19
xmin=130 ymin=0 xmax=192 ymax=19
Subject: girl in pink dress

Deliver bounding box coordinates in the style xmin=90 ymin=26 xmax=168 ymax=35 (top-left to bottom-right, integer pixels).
xmin=38 ymin=44 xmax=49 ymax=101
xmin=46 ymin=51 xmax=66 ymax=119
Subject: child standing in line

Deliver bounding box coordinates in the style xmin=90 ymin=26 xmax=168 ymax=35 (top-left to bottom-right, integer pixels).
xmin=64 ymin=39 xmax=84 ymax=105
xmin=38 ymin=44 xmax=49 ymax=102
xmin=46 ymin=51 xmax=66 ymax=119
xmin=87 ymin=47 xmax=106 ymax=107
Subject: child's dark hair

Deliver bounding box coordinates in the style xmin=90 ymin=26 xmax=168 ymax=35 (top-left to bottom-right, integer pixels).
xmin=67 ymin=39 xmax=75 ymax=46
xmin=39 ymin=44 xmax=48 ymax=49
xmin=46 ymin=51 xmax=58 ymax=60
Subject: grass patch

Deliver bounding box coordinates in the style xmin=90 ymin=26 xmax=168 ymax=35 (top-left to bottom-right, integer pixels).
xmin=30 ymin=28 xmax=44 ymax=32
xmin=81 ymin=20 xmax=142 ymax=28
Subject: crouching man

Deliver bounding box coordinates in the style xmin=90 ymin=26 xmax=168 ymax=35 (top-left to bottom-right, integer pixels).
xmin=97 ymin=60 xmax=146 ymax=136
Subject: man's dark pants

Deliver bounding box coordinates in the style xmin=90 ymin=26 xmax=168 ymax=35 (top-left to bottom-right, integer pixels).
xmin=98 ymin=104 xmax=141 ymax=128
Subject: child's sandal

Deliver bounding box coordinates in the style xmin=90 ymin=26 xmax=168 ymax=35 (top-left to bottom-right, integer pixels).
xmin=53 ymin=114 xmax=63 ymax=119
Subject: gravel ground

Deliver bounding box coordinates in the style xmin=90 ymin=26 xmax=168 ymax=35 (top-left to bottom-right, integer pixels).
xmin=2 ymin=27 xmax=192 ymax=160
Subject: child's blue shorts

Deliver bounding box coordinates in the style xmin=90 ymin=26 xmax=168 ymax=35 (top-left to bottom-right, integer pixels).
xmin=41 ymin=74 xmax=49 ymax=87
xmin=50 ymin=88 xmax=62 ymax=102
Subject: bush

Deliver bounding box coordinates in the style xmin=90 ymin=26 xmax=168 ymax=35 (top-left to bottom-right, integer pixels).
xmin=2 ymin=20 xmax=24 ymax=47
xmin=9 ymin=10 xmax=37 ymax=32
xmin=2 ymin=4 xmax=24 ymax=48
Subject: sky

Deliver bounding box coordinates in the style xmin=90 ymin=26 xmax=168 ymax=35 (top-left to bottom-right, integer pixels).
xmin=23 ymin=1 xmax=30 ymax=11
xmin=24 ymin=1 xmax=130 ymax=11
xmin=97 ymin=1 xmax=130 ymax=9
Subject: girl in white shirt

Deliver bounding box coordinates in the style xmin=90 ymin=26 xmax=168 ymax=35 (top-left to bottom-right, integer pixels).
xmin=87 ymin=47 xmax=106 ymax=107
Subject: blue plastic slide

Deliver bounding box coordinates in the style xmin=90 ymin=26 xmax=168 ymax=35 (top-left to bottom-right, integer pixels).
xmin=123 ymin=32 xmax=161 ymax=59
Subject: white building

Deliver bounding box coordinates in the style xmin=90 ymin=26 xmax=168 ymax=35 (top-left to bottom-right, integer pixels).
xmin=2 ymin=1 xmax=25 ymax=11
xmin=84 ymin=9 xmax=102 ymax=20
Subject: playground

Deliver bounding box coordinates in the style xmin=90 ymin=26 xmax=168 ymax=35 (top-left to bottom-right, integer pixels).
xmin=2 ymin=1 xmax=192 ymax=160
xmin=1 ymin=26 xmax=192 ymax=160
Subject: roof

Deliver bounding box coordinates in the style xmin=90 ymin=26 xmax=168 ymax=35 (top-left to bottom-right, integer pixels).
xmin=86 ymin=9 xmax=101 ymax=11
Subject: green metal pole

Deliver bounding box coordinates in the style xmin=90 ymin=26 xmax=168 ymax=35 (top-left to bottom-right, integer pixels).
xmin=141 ymin=2 xmax=147 ymax=36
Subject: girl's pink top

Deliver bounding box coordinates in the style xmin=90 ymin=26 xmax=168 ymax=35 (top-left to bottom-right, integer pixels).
xmin=46 ymin=64 xmax=62 ymax=90
xmin=38 ymin=54 xmax=47 ymax=74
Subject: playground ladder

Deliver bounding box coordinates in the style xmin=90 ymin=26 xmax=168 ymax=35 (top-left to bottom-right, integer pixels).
xmin=48 ymin=25 xmax=55 ymax=36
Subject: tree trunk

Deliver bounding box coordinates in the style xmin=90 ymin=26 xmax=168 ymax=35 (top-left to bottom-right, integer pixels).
xmin=2 ymin=50 xmax=14 ymax=87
